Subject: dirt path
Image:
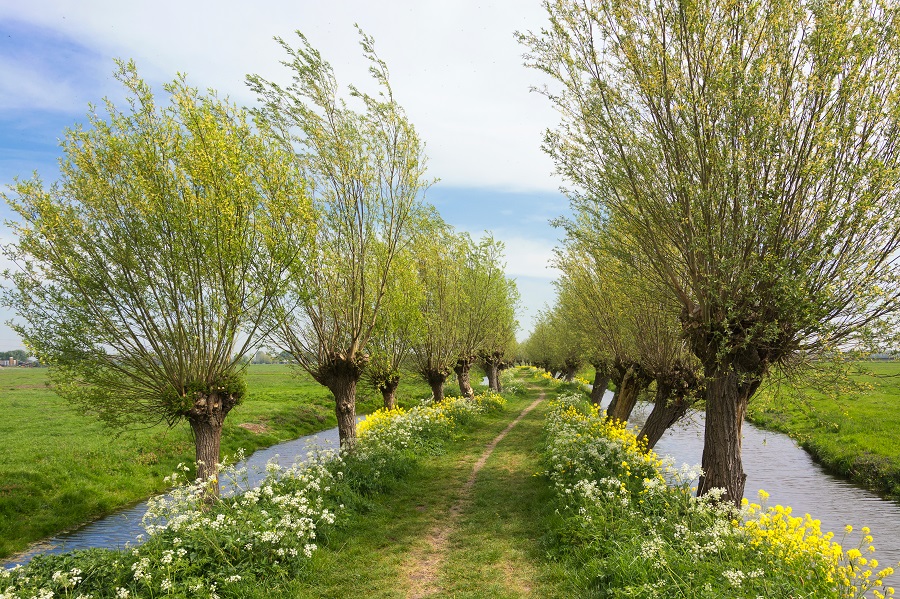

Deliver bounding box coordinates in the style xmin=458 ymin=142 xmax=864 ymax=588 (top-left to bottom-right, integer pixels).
xmin=403 ymin=395 xmax=545 ymax=598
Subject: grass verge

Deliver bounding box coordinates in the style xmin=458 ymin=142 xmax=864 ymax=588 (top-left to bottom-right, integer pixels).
xmin=0 ymin=387 xmax=518 ymax=597
xmin=747 ymin=361 xmax=900 ymax=499
xmin=538 ymin=376 xmax=895 ymax=598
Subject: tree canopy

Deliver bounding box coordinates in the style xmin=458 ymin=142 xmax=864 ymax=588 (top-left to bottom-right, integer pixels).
xmin=2 ymin=61 xmax=312 ymax=490
xmin=248 ymin=29 xmax=432 ymax=447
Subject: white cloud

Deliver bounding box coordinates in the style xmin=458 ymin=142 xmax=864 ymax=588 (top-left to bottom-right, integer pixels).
xmin=0 ymin=0 xmax=563 ymax=193
xmin=501 ymin=235 xmax=560 ymax=280
xmin=0 ymin=1 xmax=569 ymax=343
xmin=0 ymin=57 xmax=83 ymax=111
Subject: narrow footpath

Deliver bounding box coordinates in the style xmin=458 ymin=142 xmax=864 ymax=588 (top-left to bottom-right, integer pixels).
xmin=288 ymin=382 xmax=565 ymax=599
xmin=399 ymin=389 xmax=563 ymax=598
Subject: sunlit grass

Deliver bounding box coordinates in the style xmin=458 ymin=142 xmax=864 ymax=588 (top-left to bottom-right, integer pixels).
xmin=748 ymin=361 xmax=900 ymax=498
xmin=0 ymin=364 xmax=431 ymax=558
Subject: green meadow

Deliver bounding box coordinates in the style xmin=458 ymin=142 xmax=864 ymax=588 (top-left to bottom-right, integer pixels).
xmin=0 ymin=364 xmax=434 ymax=559
xmin=748 ymin=360 xmax=900 ymax=499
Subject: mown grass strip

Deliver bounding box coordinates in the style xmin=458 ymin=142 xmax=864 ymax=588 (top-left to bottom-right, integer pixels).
xmin=403 ymin=395 xmax=544 ymax=598
xmin=265 ymin=390 xmax=539 ymax=599
xmin=434 ymin=390 xmax=573 ymax=598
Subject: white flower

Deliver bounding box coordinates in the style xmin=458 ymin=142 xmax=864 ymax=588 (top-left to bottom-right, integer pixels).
xmin=723 ymin=569 xmax=745 ymax=588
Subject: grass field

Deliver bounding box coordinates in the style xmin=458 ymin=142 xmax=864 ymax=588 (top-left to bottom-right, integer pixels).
xmin=0 ymin=364 xmax=437 ymax=559
xmin=747 ymin=360 xmax=900 ymax=498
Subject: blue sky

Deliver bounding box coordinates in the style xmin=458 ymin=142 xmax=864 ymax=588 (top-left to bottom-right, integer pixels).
xmin=0 ymin=1 xmax=569 ymax=349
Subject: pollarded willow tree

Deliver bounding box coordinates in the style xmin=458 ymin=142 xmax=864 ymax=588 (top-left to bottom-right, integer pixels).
xmin=364 ymin=246 xmax=424 ymax=409
xmin=520 ymin=310 xmax=554 ymax=372
xmin=248 ymin=30 xmax=431 ymax=448
xmin=1 ymin=62 xmax=311 ymax=493
xmin=631 ymin=294 xmax=704 ymax=450
xmin=478 ymin=294 xmax=519 ymax=393
xmin=554 ymin=228 xmax=652 ymax=422
xmin=523 ymin=0 xmax=900 ymax=502
xmin=457 ymin=235 xmax=519 ymax=395
xmin=409 ymin=227 xmax=467 ymax=403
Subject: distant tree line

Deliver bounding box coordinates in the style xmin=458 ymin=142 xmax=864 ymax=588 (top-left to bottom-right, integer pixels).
xmin=0 ymin=349 xmax=31 ymax=362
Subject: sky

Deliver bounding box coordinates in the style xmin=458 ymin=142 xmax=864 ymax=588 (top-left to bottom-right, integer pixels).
xmin=0 ymin=0 xmax=570 ymax=350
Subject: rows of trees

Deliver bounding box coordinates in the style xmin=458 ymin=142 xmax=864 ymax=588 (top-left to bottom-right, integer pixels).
xmin=1 ymin=31 xmax=519 ymax=496
xmin=521 ymin=0 xmax=900 ymax=504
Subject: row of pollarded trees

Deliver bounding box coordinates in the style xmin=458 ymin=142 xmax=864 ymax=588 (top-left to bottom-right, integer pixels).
xmin=522 ymin=215 xmax=704 ymax=451
xmin=1 ymin=31 xmax=518 ymax=497
xmin=520 ymin=0 xmax=900 ymax=505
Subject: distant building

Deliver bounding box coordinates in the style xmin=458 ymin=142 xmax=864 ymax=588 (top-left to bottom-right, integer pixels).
xmin=0 ymin=358 xmax=17 ymax=367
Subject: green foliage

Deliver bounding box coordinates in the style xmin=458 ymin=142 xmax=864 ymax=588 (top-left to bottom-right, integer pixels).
xmin=523 ymin=0 xmax=900 ymax=372
xmin=408 ymin=224 xmax=468 ymax=385
xmin=459 ymin=233 xmax=520 ymax=361
xmin=248 ymin=29 xmax=432 ymax=387
xmin=2 ymin=61 xmax=312 ymax=430
xmin=523 ymin=0 xmax=900 ymax=502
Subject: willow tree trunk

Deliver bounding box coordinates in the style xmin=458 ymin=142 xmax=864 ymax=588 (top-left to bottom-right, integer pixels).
xmin=327 ymin=374 xmax=359 ymax=450
xmin=486 ymin=363 xmax=500 ymax=392
xmin=590 ymin=370 xmax=609 ymax=406
xmin=454 ymin=361 xmax=474 ymax=398
xmin=563 ymin=365 xmax=577 ymax=382
xmin=187 ymin=390 xmax=237 ymax=498
xmin=607 ymin=369 xmax=644 ymax=422
xmin=638 ymin=384 xmax=689 ymax=449
xmin=696 ymin=368 xmax=761 ymax=505
xmin=379 ymin=378 xmax=400 ymax=410
xmin=425 ymin=370 xmax=448 ymax=403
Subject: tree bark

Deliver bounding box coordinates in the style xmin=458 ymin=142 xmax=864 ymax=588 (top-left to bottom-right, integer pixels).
xmin=606 ymin=363 xmax=626 ymax=416
xmin=638 ymin=384 xmax=689 ymax=449
xmin=607 ymin=371 xmax=636 ymax=422
xmin=496 ymin=363 xmax=508 ymax=392
xmin=454 ymin=360 xmax=475 ymax=398
xmin=327 ymin=373 xmax=358 ymax=450
xmin=379 ymin=377 xmax=400 ymax=410
xmin=696 ymin=368 xmax=760 ymax=505
xmin=608 ymin=365 xmax=650 ymax=423
xmin=186 ymin=390 xmax=236 ymax=498
xmin=316 ymin=355 xmax=366 ymax=451
xmin=486 ymin=363 xmax=500 ymax=392
xmin=425 ymin=369 xmax=448 ymax=403
xmin=590 ymin=370 xmax=609 ymax=406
